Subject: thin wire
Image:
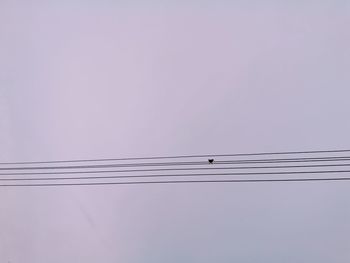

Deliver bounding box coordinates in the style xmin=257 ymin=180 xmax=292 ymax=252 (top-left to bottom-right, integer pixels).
xmin=2 ymin=162 xmax=350 ymax=176
xmin=2 ymin=177 xmax=350 ymax=187
xmin=1 ymin=148 xmax=350 ymax=165
xmin=2 ymin=156 xmax=350 ymax=171
xmin=2 ymin=169 xmax=350 ymax=181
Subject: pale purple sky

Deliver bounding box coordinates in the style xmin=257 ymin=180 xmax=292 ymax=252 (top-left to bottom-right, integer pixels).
xmin=0 ymin=1 xmax=350 ymax=262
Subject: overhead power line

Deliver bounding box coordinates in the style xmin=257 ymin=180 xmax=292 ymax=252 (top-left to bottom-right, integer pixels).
xmin=1 ymin=169 xmax=350 ymax=181
xmin=1 ymin=155 xmax=350 ymax=171
xmin=2 ymin=177 xmax=350 ymax=187
xmin=1 ymin=148 xmax=350 ymax=165
xmin=2 ymin=162 xmax=350 ymax=176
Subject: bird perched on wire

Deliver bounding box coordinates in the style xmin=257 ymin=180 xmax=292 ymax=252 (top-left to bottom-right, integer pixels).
xmin=208 ymin=159 xmax=214 ymax=164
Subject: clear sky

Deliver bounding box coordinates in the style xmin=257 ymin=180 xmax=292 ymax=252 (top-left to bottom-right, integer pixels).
xmin=0 ymin=1 xmax=350 ymax=262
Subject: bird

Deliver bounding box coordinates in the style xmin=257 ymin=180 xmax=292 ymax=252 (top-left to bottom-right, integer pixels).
xmin=208 ymin=159 xmax=214 ymax=164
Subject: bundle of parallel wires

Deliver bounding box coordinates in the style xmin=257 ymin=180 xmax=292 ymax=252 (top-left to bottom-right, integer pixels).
xmin=2 ymin=149 xmax=350 ymax=187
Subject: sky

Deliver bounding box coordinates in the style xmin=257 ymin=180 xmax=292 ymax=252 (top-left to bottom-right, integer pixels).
xmin=0 ymin=1 xmax=350 ymax=262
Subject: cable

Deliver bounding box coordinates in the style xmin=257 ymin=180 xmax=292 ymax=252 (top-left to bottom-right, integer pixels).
xmin=2 ymin=156 xmax=350 ymax=171
xmin=2 ymin=169 xmax=350 ymax=181
xmin=2 ymin=177 xmax=350 ymax=187
xmin=2 ymin=162 xmax=350 ymax=176
xmin=1 ymin=148 xmax=350 ymax=165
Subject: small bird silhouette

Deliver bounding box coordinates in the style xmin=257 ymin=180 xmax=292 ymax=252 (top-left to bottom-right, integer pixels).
xmin=208 ymin=159 xmax=214 ymax=164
